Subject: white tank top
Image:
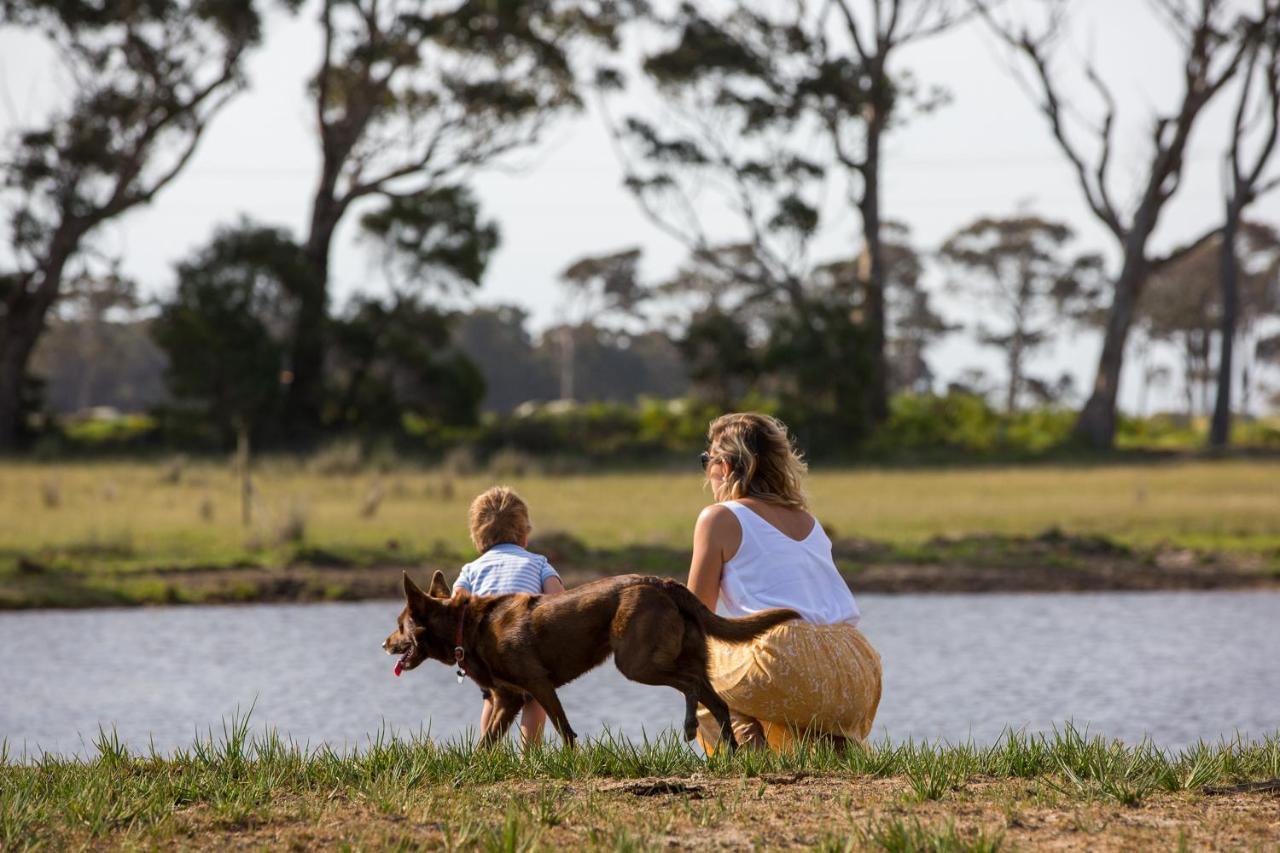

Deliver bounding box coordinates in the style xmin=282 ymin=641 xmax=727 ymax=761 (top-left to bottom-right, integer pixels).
xmin=716 ymin=500 xmax=861 ymax=626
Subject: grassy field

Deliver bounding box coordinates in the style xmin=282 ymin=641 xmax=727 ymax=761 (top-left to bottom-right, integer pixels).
xmin=1 ymin=458 xmax=1278 ymax=606
xmin=3 ymin=721 xmax=1278 ymax=850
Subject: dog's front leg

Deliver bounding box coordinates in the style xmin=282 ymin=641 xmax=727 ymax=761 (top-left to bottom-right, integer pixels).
xmin=479 ymin=689 xmax=523 ymax=748
xmin=523 ymin=681 xmax=577 ymax=747
xmin=682 ymin=692 xmax=699 ymax=742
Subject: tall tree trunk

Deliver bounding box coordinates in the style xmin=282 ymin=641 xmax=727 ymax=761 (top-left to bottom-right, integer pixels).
xmin=0 ymin=239 xmax=76 ymax=450
xmin=1006 ymin=331 xmax=1023 ymax=415
xmin=858 ymin=110 xmax=888 ymax=425
xmin=1074 ymin=224 xmax=1154 ymax=447
xmin=558 ymin=326 xmax=575 ymax=401
xmin=0 ymin=322 xmax=38 ymax=450
xmin=1210 ymin=210 xmax=1240 ymax=447
xmin=285 ymin=176 xmax=342 ymax=433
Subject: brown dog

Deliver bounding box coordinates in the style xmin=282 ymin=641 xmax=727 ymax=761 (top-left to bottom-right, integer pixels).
xmin=383 ymin=571 xmax=798 ymax=749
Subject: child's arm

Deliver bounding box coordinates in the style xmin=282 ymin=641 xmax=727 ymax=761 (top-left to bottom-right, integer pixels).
xmin=453 ymin=563 xmax=473 ymax=595
xmin=539 ymin=559 xmax=563 ymax=595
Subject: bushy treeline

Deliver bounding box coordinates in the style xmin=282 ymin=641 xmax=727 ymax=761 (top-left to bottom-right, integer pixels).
xmin=5 ymin=1 xmax=1280 ymax=457
xmin=50 ymin=385 xmax=1280 ymax=464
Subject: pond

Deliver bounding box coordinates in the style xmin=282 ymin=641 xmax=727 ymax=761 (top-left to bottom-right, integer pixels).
xmin=2 ymin=591 xmax=1277 ymax=758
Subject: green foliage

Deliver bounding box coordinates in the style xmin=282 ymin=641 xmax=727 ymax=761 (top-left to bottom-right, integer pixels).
xmin=678 ymin=310 xmax=760 ymax=407
xmin=1113 ymin=413 xmax=1280 ymax=450
xmin=151 ymin=222 xmax=304 ymax=446
xmin=327 ymin=295 xmax=485 ymax=435
xmin=766 ymin=299 xmax=876 ymax=451
xmin=61 ymin=413 xmax=157 ymax=446
xmin=867 ymin=392 xmax=1075 ymax=458
xmin=359 ymin=185 xmax=500 ymax=290
xmin=473 ymin=397 xmax=724 ymax=461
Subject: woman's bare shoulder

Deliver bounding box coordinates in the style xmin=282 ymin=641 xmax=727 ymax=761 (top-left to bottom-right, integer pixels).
xmin=695 ymin=503 xmax=740 ymax=535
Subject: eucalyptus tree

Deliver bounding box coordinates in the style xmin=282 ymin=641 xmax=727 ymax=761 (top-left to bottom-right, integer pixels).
xmin=940 ymin=214 xmax=1104 ymax=414
xmin=554 ymin=246 xmax=644 ymax=400
xmin=152 ymin=223 xmax=308 ymax=446
xmin=285 ymin=0 xmax=640 ymax=431
xmin=1211 ymin=3 xmax=1280 ymax=446
xmin=611 ymin=0 xmax=961 ymax=427
xmin=0 ymin=0 xmax=261 ymax=449
xmin=973 ymin=0 xmax=1269 ymax=447
xmin=1141 ymin=223 xmax=1280 ymax=420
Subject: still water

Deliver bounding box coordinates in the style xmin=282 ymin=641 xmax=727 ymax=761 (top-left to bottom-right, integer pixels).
xmin=2 ymin=591 xmax=1277 ymax=757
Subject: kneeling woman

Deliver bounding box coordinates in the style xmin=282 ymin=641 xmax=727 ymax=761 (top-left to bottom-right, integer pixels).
xmin=688 ymin=413 xmax=882 ymax=751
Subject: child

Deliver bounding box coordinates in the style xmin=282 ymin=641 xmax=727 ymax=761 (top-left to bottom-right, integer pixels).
xmin=453 ymin=486 xmax=564 ymax=746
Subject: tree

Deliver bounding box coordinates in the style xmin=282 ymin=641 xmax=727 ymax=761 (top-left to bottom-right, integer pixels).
xmin=1141 ymin=223 xmax=1280 ymax=419
xmin=554 ymin=247 xmax=644 ymax=400
xmin=0 ymin=0 xmax=261 ymax=449
xmin=327 ymin=295 xmax=485 ymax=433
xmin=974 ymin=0 xmax=1267 ymax=446
xmin=612 ymin=0 xmax=961 ymax=427
xmin=940 ymin=213 xmax=1104 ymax=413
xmin=676 ymin=310 xmax=760 ymax=408
xmin=655 ymin=245 xmax=770 ymax=408
xmin=284 ymin=0 xmax=638 ymax=432
xmin=881 ymin=223 xmax=951 ymax=394
xmin=1211 ymin=5 xmax=1280 ymax=446
xmin=152 ymin=223 xmax=306 ymax=446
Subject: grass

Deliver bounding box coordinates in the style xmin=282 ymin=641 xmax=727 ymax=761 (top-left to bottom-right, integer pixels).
xmin=1 ymin=457 xmax=1278 ymax=607
xmin=2 ymin=718 xmax=1278 ymax=850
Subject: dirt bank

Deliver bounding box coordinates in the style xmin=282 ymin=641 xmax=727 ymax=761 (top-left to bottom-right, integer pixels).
xmin=2 ymin=529 xmax=1276 ymax=610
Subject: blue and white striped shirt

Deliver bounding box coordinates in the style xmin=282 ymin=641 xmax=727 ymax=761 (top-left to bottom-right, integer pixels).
xmin=453 ymin=543 xmax=559 ymax=597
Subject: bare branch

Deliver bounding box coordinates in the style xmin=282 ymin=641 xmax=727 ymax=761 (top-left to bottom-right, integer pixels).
xmin=317 ymin=0 xmax=334 ymax=133
xmin=1239 ymin=36 xmax=1280 ymax=195
xmin=1083 ymin=60 xmax=1122 ymax=234
xmin=1228 ymin=44 xmax=1260 ymax=189
xmin=832 ymin=0 xmax=872 ymax=62
xmin=1020 ymin=36 xmax=1125 ymax=237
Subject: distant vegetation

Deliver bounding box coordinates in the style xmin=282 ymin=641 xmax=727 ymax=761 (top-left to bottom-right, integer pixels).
xmin=4 ymin=1 xmax=1280 ymax=457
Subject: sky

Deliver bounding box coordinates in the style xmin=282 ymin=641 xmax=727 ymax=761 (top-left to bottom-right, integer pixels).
xmin=2 ymin=0 xmax=1278 ymax=415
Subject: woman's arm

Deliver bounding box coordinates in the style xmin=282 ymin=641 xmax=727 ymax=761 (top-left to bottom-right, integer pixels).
xmin=686 ymin=504 xmax=739 ymax=610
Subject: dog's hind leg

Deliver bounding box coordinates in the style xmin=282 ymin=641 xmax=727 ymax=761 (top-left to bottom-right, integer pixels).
xmin=521 ymin=680 xmax=577 ymax=747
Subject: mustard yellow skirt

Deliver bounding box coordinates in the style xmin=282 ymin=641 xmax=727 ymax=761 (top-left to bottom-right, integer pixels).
xmin=695 ymin=620 xmax=882 ymax=753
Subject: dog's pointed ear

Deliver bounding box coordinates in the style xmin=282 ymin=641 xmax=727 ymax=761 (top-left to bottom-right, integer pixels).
xmin=428 ymin=570 xmax=451 ymax=599
xmin=403 ymin=572 xmax=433 ymax=613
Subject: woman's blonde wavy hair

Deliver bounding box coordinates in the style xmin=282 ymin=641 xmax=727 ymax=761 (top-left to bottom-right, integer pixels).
xmin=706 ymin=413 xmax=808 ymax=510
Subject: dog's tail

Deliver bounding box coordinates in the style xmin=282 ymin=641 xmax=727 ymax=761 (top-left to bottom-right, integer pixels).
xmin=658 ymin=578 xmax=799 ymax=643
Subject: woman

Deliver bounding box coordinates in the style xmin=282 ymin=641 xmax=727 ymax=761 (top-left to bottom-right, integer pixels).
xmin=687 ymin=412 xmax=881 ymax=752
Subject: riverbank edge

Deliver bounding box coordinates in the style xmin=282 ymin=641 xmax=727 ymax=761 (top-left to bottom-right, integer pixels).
xmin=4 ymin=729 xmax=1279 ymax=850
xmin=2 ymin=530 xmax=1277 ymax=610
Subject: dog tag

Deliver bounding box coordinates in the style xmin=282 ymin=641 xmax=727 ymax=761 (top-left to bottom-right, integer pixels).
xmin=456 ymin=669 xmax=465 ymax=684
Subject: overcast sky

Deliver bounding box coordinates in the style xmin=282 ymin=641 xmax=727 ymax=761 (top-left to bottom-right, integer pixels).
xmin=2 ymin=0 xmax=1278 ymax=414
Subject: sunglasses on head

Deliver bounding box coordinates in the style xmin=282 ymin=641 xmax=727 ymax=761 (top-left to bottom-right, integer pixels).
xmin=699 ymin=451 xmax=711 ymax=471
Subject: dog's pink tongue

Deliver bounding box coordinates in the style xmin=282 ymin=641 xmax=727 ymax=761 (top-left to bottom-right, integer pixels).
xmin=394 ymin=660 xmax=404 ymax=677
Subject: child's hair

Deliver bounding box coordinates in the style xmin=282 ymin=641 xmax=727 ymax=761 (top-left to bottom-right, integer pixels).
xmin=468 ymin=486 xmax=532 ymax=553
